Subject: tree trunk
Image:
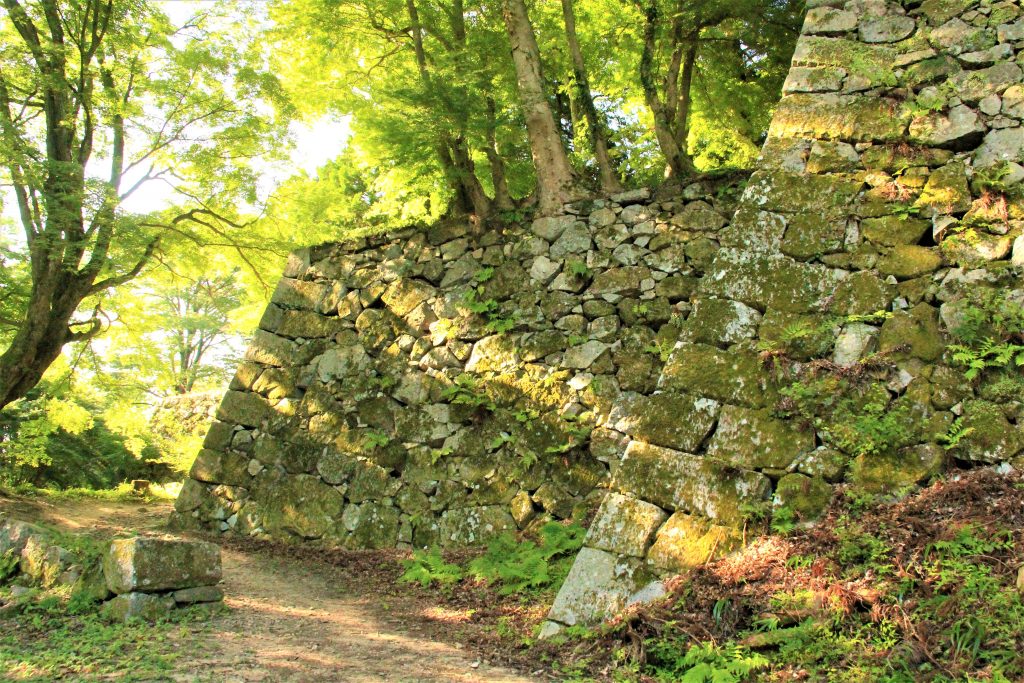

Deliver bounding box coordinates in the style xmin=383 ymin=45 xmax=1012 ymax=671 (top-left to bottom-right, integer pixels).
xmin=450 ymin=136 xmax=492 ymax=218
xmin=0 ymin=274 xmax=89 ymax=410
xmin=485 ymin=97 xmax=515 ymax=211
xmin=502 ymin=0 xmax=581 ymax=215
xmin=672 ymin=36 xmax=699 ymax=172
xmin=638 ymin=0 xmax=696 ymax=179
xmin=406 ymin=0 xmax=487 ymax=218
xmin=560 ymin=0 xmax=621 ymax=193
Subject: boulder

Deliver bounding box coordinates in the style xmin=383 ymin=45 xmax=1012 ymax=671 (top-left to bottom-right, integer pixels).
xmin=613 ymin=442 xmax=771 ymax=525
xmin=102 ymin=592 xmax=176 ymax=623
xmin=647 ymin=512 xmax=742 ymax=573
xmin=706 ymin=406 xmax=814 ymax=470
xmin=104 ymin=537 xmax=221 ymax=594
xmin=545 ymin=547 xmax=648 ymax=628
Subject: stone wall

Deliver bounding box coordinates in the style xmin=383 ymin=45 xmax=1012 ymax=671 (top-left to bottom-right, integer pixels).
xmin=542 ymin=0 xmax=1024 ymax=633
xmin=170 ymin=180 xmax=747 ymax=548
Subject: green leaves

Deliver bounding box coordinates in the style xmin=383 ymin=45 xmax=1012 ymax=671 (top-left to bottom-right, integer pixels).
xmin=398 ymin=547 xmax=464 ymax=588
xmin=467 ymin=522 xmax=585 ymax=595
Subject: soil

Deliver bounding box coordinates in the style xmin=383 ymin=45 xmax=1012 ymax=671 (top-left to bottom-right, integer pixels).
xmin=0 ymin=494 xmax=544 ymax=683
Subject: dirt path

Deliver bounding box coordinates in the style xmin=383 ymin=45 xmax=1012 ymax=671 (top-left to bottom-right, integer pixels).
xmin=0 ymin=495 xmax=539 ymax=683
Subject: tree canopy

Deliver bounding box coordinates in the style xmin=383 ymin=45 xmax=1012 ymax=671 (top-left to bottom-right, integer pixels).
xmin=0 ymin=0 xmax=802 ymax=481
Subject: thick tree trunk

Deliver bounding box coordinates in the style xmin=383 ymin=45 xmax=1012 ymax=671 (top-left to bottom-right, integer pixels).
xmin=560 ymin=0 xmax=621 ymax=193
xmin=672 ymin=37 xmax=699 ymax=171
xmin=407 ymin=0 xmax=488 ymax=218
xmin=450 ymin=136 xmax=492 ymax=218
xmin=502 ymin=0 xmax=581 ymax=215
xmin=0 ymin=273 xmax=90 ymax=409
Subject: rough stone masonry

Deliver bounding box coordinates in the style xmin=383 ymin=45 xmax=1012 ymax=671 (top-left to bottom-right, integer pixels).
xmin=175 ymin=0 xmax=1024 ymax=632
xmin=541 ymin=0 xmax=1024 ymax=632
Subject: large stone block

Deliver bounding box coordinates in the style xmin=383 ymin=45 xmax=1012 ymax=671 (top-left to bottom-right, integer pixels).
xmin=0 ymin=518 xmax=45 ymax=557
xmin=104 ymin=538 xmax=221 ymax=594
xmin=769 ymin=94 xmax=909 ymax=143
xmin=585 ymin=493 xmax=667 ymax=557
xmin=878 ymin=303 xmax=945 ymax=361
xmin=545 ymin=547 xmax=648 ymax=627
xmin=102 ymin=592 xmax=176 ymax=623
xmin=743 ymin=170 xmax=863 ymax=214
xmin=271 ymin=278 xmax=332 ymax=311
xmin=216 ymin=391 xmax=273 ymax=428
xmin=850 ymin=444 xmax=945 ymax=492
xmin=613 ymin=442 xmax=771 ymax=525
xmin=659 ymin=343 xmax=778 ymax=409
xmin=438 ymin=506 xmax=516 ymax=546
xmin=255 ymin=473 xmax=345 ymax=539
xmin=647 ymin=512 xmax=742 ymax=573
xmin=244 ymin=330 xmax=299 ymax=367
xmin=699 ymin=249 xmax=845 ymax=313
xmin=189 ymin=448 xmax=252 ymax=486
xmin=679 ymin=298 xmax=762 ymax=345
xmin=610 ymin=392 xmax=720 ymax=452
xmin=382 ymin=279 xmax=436 ymax=317
xmin=706 ymin=405 xmax=815 ymax=470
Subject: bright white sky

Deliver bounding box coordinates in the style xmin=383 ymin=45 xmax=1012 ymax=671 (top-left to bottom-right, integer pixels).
xmin=115 ymin=0 xmax=352 ymax=214
xmin=2 ymin=1 xmax=350 ymax=223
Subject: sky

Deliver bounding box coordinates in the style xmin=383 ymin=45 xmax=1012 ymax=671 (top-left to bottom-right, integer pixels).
xmin=116 ymin=0 xmax=352 ymax=214
xmin=2 ymin=0 xmax=351 ymax=224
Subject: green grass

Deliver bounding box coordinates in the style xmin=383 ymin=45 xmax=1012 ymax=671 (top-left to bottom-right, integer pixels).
xmin=0 ymin=480 xmax=180 ymax=503
xmin=0 ymin=587 xmax=218 ymax=681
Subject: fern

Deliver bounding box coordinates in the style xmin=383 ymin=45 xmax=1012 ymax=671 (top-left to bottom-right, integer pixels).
xmin=647 ymin=640 xmax=769 ymax=682
xmin=949 ymin=340 xmax=1024 ymax=380
xmin=467 ymin=522 xmax=585 ymax=595
xmin=0 ymin=549 xmax=18 ymax=582
xmin=939 ymin=416 xmax=975 ymax=451
xmin=398 ymin=547 xmax=463 ymax=588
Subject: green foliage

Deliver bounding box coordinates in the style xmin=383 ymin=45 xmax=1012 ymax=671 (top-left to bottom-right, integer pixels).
xmin=948 ymin=291 xmax=1024 ymax=381
xmin=972 ymin=162 xmax=1024 ymax=198
xmin=0 ymin=550 xmax=18 ymax=582
xmin=949 ymin=339 xmax=1024 ymax=380
xmin=939 ymin=416 xmax=975 ymax=451
xmin=834 ymin=519 xmax=893 ymax=574
xmin=463 ymin=287 xmax=516 ymax=334
xmin=398 ymin=547 xmax=464 ymax=588
xmin=363 ymin=431 xmax=392 ymax=449
xmin=769 ymin=505 xmax=797 ymax=535
xmin=441 ymin=374 xmax=496 ymax=413
xmin=0 ymin=381 xmax=172 ymax=488
xmin=467 ymin=522 xmax=586 ymax=595
xmin=566 ymin=260 xmax=591 ymax=277
xmin=645 ymin=640 xmax=768 ymax=683
xmin=0 ymin=595 xmax=214 ymax=680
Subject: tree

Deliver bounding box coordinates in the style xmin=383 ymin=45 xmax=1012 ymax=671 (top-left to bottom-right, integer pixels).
xmin=0 ymin=0 xmax=290 ymax=410
xmin=559 ymin=0 xmax=620 ymax=193
xmin=146 ymin=273 xmax=243 ymax=395
xmin=501 ymin=0 xmax=582 ymax=215
xmin=634 ymin=0 xmax=801 ymax=178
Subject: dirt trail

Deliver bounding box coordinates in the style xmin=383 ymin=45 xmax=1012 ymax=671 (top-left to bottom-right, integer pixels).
xmin=0 ymin=495 xmax=539 ymax=683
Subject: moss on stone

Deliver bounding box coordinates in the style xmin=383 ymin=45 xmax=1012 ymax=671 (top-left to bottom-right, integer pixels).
xmin=774 ymin=474 xmax=832 ymax=522
xmin=646 ymin=512 xmax=742 ymax=573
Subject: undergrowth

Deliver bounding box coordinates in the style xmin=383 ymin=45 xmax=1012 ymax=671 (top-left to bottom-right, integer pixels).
xmin=0 ymin=587 xmax=216 ymax=681
xmin=538 ymin=470 xmax=1024 ymax=682
xmin=400 ymin=521 xmax=585 ymax=597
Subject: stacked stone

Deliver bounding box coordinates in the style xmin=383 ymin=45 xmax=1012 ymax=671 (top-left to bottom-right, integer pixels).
xmin=1 ymin=516 xmax=222 ymax=621
xmin=102 ymin=537 xmax=223 ymax=621
xmin=542 ymin=0 xmax=1024 ymax=633
xmin=172 ymin=180 xmax=744 ymax=549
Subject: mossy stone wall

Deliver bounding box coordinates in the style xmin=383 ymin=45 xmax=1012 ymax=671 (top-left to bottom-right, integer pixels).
xmin=543 ymin=0 xmax=1024 ymax=633
xmin=171 ymin=182 xmax=746 ymax=548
